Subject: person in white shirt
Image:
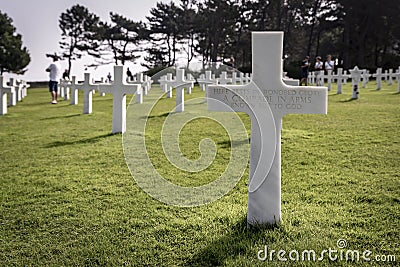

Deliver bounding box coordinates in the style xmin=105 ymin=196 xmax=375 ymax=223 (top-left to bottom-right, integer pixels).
xmin=324 ymin=54 xmax=335 ymax=72
xmin=314 ymin=56 xmax=323 ymax=86
xmin=45 ymin=57 xmax=61 ymax=104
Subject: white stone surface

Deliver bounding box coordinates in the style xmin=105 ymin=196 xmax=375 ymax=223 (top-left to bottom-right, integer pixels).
xmin=282 ymin=78 xmax=299 ymax=86
xmin=361 ymin=70 xmax=371 ymax=88
xmin=0 ymin=76 xmax=15 ymax=115
xmin=391 ymin=68 xmax=400 ymax=93
xmin=8 ymin=78 xmax=17 ymax=106
xmin=232 ymin=72 xmax=242 ymax=85
xmin=315 ymin=70 xmax=324 ymax=86
xmin=207 ymin=32 xmax=328 ymax=226
xmin=159 ymin=75 xmax=169 ymax=93
xmin=166 ymin=73 xmax=173 ymax=98
xmin=165 ymin=69 xmax=193 ymax=113
xmin=81 ymin=73 xmax=98 ymax=114
xmin=127 ymin=73 xmax=147 ymax=103
xmin=383 ymin=70 xmax=389 ymax=82
xmin=350 ymin=66 xmax=362 ymax=99
xmin=325 ymin=70 xmax=333 ymax=91
xmin=332 ymin=68 xmax=349 ymax=94
xmin=60 ymin=79 xmax=70 ymax=100
xmin=197 ymin=71 xmax=217 ymax=93
xmin=217 ymin=71 xmax=232 ymax=85
xmin=70 ymin=76 xmax=80 ymax=105
xmin=309 ymin=71 xmax=315 ymax=85
xmin=373 ymin=68 xmax=383 ymax=90
xmin=98 ymin=65 xmax=141 ymax=134
xmin=99 ymin=77 xmax=106 ymax=97
xmin=186 ymin=73 xmax=195 ymax=94
xmin=388 ymin=69 xmax=393 ymax=85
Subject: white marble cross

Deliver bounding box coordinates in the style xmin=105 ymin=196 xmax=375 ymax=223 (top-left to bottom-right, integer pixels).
xmin=232 ymin=72 xmax=242 ymax=85
xmin=126 ymin=75 xmax=146 ymax=104
xmin=69 ymin=76 xmax=80 ymax=105
xmin=15 ymin=80 xmax=24 ymax=102
xmin=387 ymin=69 xmax=393 ymax=86
xmin=361 ymin=70 xmax=371 ymax=88
xmin=7 ymin=78 xmax=17 ymax=106
xmin=136 ymin=73 xmax=147 ymax=95
xmin=217 ymin=71 xmax=232 ymax=85
xmin=208 ymin=32 xmax=327 ymax=226
xmin=198 ymin=71 xmax=216 ymax=92
xmin=98 ymin=66 xmax=141 ymax=133
xmin=158 ymin=74 xmax=172 ymax=98
xmin=79 ymin=73 xmax=98 ymax=114
xmin=60 ymin=79 xmax=70 ymax=100
xmin=144 ymin=75 xmax=153 ymax=94
xmin=349 ymin=66 xmax=362 ymax=99
xmin=159 ymin=75 xmax=169 ymax=93
xmin=372 ymin=68 xmax=383 ymax=90
xmin=325 ymin=70 xmax=333 ymax=91
xmin=343 ymin=70 xmax=348 ymax=84
xmin=20 ymin=80 xmax=29 ymax=98
xmin=98 ymin=77 xmax=106 ymax=97
xmin=0 ymin=76 xmax=15 ymax=115
xmin=383 ymin=70 xmax=389 ymax=83
xmin=309 ymin=71 xmax=316 ymax=85
xmin=391 ymin=68 xmax=400 ymax=93
xmin=244 ymin=73 xmax=251 ymax=83
xmin=165 ymin=69 xmax=193 ymax=113
xmin=165 ymin=73 xmax=174 ymax=98
xmin=332 ymin=68 xmax=349 ymax=94
xmin=58 ymin=80 xmax=65 ymax=100
xmin=239 ymin=72 xmax=246 ymax=85
xmin=186 ymin=73 xmax=195 ymax=94
xmin=315 ymin=70 xmax=324 ymax=86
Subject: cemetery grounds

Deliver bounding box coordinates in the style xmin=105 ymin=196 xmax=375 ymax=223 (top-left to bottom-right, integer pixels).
xmin=0 ymin=82 xmax=399 ymax=266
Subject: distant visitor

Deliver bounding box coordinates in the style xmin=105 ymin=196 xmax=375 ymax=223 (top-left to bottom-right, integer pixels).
xmin=45 ymin=57 xmax=61 ymax=104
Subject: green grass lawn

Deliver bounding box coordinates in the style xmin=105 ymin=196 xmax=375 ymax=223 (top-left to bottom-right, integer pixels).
xmin=0 ymin=82 xmax=399 ymax=266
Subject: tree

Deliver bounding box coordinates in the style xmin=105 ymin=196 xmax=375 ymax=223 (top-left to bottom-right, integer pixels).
xmin=337 ymin=0 xmax=400 ymax=68
xmin=58 ymin=4 xmax=100 ymax=75
xmin=96 ymin=13 xmax=145 ymax=66
xmin=0 ymin=11 xmax=30 ymax=75
xmin=146 ymin=1 xmax=182 ymax=67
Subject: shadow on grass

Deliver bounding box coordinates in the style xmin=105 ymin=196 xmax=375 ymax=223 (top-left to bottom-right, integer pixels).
xmin=40 ymin=114 xmax=81 ymax=120
xmin=186 ymin=217 xmax=280 ymax=266
xmin=145 ymin=112 xmax=170 ymax=119
xmin=391 ymin=92 xmax=400 ymax=95
xmin=328 ymin=93 xmax=342 ymax=97
xmin=218 ymin=138 xmax=250 ymax=148
xmin=43 ymin=133 xmax=115 ymax=148
xmin=339 ymin=98 xmax=358 ymax=103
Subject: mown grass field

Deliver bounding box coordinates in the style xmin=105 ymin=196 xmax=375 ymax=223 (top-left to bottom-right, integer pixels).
xmin=0 ymin=82 xmax=399 ymax=266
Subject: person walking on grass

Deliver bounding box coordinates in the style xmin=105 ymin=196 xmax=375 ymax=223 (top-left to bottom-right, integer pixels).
xmin=300 ymin=55 xmax=310 ymax=86
xmin=45 ymin=57 xmax=61 ymax=104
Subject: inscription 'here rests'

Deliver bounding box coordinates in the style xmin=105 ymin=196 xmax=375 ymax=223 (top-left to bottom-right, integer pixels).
xmin=208 ymin=32 xmax=328 ymax=226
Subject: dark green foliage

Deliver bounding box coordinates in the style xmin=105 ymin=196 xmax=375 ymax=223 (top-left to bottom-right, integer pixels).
xmin=93 ymin=13 xmax=146 ymax=66
xmin=58 ymin=4 xmax=100 ymax=74
xmin=0 ymin=11 xmax=30 ymax=75
xmin=57 ymin=1 xmax=400 ymax=72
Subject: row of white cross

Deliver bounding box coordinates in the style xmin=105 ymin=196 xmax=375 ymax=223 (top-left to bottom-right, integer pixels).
xmin=307 ymin=67 xmax=400 ymax=96
xmin=0 ymin=32 xmax=397 ymax=227
xmin=0 ymin=76 xmax=30 ymax=115
xmin=57 ymin=66 xmax=153 ymax=133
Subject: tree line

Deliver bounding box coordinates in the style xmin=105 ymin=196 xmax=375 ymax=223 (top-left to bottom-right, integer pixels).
xmin=1 ymin=0 xmax=399 ymax=77
xmin=56 ymin=0 xmax=399 ymax=77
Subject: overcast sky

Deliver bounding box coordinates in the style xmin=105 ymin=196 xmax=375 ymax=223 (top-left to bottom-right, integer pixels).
xmin=1 ymin=0 xmax=177 ymax=81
